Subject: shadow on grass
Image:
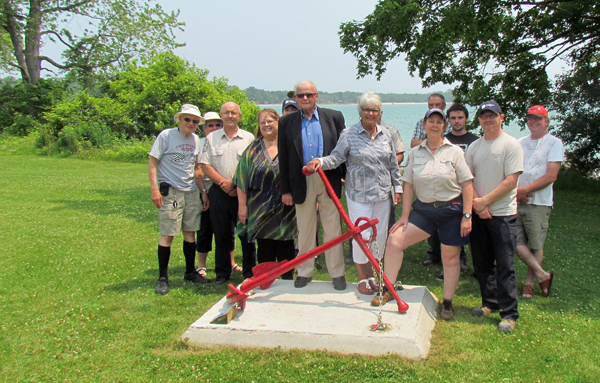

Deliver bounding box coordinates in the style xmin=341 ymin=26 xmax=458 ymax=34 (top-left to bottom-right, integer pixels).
xmin=50 ymin=187 xmax=155 ymax=225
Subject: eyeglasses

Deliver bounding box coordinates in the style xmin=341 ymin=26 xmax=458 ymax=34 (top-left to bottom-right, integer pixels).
xmin=479 ymin=113 xmax=498 ymax=120
xmin=361 ymin=107 xmax=380 ymax=114
xmin=526 ymin=115 xmax=544 ymax=121
xmin=260 ymin=120 xmax=276 ymax=126
xmin=206 ymin=123 xmax=222 ymax=128
xmin=296 ymin=93 xmax=316 ymax=99
xmin=183 ymin=117 xmax=201 ymax=124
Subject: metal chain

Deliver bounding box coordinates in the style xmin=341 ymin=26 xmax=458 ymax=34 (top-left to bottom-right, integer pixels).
xmin=370 ymin=237 xmax=388 ymax=331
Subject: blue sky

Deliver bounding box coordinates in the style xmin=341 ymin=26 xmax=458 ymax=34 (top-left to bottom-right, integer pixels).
xmin=159 ymin=0 xmax=436 ymax=94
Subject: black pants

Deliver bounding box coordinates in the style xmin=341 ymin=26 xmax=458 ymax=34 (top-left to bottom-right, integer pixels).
xmin=471 ymin=214 xmax=519 ymax=321
xmin=257 ymin=239 xmax=296 ymax=280
xmin=196 ymin=207 xmax=213 ymax=253
xmin=209 ymin=186 xmax=256 ymax=280
xmin=427 ymin=231 xmax=468 ymax=264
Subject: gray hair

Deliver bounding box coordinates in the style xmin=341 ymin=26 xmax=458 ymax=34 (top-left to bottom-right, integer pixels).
xmin=357 ymin=91 xmax=382 ymax=113
xmin=293 ymin=80 xmax=317 ymax=93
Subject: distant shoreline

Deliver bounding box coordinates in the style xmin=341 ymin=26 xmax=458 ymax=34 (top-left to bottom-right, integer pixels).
xmin=258 ymin=102 xmax=428 ymax=107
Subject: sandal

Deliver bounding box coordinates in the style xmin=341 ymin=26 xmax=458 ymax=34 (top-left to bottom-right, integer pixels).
xmin=358 ymin=279 xmax=375 ymax=295
xmin=232 ymin=263 xmax=243 ymax=273
xmin=368 ymin=277 xmax=380 ymax=293
xmin=522 ymin=284 xmax=534 ymax=298
xmin=539 ymin=270 xmax=554 ymax=298
xmin=195 ymin=267 xmax=207 ymax=278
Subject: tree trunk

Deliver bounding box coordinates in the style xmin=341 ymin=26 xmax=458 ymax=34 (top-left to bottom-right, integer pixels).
xmin=2 ymin=0 xmax=31 ymax=83
xmin=24 ymin=0 xmax=42 ymax=84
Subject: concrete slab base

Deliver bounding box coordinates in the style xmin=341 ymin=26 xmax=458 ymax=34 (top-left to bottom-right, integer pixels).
xmin=182 ymin=280 xmax=439 ymax=359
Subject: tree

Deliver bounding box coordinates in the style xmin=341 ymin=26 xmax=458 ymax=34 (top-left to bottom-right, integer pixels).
xmin=339 ymin=0 xmax=600 ymax=172
xmin=0 ymin=0 xmax=183 ymax=85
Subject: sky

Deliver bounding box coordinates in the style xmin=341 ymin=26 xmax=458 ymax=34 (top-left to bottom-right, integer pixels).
xmin=158 ymin=0 xmax=437 ymax=94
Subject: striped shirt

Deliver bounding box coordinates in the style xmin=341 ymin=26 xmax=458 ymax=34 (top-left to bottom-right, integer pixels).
xmin=319 ymin=122 xmax=402 ymax=203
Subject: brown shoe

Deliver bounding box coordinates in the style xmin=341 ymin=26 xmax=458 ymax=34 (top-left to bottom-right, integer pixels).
xmin=498 ymin=319 xmax=517 ymax=333
xmin=370 ymin=290 xmax=394 ymax=306
xmin=441 ymin=305 xmax=455 ymax=321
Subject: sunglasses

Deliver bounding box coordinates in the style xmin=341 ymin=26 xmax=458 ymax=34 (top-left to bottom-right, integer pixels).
xmin=206 ymin=123 xmax=222 ymax=128
xmin=296 ymin=93 xmax=316 ymax=99
xmin=183 ymin=117 xmax=201 ymax=124
xmin=526 ymin=115 xmax=544 ymax=121
xmin=361 ymin=107 xmax=380 ymax=114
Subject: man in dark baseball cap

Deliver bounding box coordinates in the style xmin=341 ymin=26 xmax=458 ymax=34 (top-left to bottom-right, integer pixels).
xmin=477 ymin=100 xmax=503 ymax=115
xmin=281 ymin=98 xmax=300 ymax=115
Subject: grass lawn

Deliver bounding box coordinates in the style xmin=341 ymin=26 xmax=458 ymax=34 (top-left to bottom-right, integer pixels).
xmin=1 ymin=148 xmax=599 ymax=382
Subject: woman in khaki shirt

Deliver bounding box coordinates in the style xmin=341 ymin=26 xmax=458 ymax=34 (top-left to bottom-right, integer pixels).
xmin=373 ymin=108 xmax=474 ymax=321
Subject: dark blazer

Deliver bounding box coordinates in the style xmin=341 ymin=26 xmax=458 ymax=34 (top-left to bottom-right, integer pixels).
xmin=278 ymin=106 xmax=345 ymax=204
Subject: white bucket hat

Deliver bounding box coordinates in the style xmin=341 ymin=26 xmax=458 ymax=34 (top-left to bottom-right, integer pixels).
xmin=174 ymin=104 xmax=205 ymax=124
xmin=203 ymin=111 xmax=222 ymax=122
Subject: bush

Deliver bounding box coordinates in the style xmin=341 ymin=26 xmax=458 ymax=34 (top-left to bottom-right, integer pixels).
xmin=0 ymin=78 xmax=66 ymax=134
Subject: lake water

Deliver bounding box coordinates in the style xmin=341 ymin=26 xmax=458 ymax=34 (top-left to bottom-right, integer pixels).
xmin=261 ymin=103 xmax=528 ymax=145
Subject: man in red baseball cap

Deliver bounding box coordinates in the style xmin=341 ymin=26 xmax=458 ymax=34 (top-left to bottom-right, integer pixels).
xmin=515 ymin=105 xmax=564 ymax=299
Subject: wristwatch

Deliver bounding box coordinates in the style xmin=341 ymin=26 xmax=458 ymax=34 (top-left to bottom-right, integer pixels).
xmin=463 ymin=213 xmax=472 ymax=219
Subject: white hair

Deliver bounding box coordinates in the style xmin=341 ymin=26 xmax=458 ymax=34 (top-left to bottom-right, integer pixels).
xmin=357 ymin=91 xmax=382 ymax=113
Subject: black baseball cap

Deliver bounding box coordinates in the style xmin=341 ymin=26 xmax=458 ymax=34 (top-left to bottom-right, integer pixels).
xmin=282 ymin=98 xmax=299 ymax=112
xmin=478 ymin=100 xmax=502 ymax=115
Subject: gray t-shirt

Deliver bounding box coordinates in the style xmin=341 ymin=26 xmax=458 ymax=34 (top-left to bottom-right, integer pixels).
xmin=149 ymin=128 xmax=202 ymax=192
xmin=466 ymin=131 xmax=524 ymax=216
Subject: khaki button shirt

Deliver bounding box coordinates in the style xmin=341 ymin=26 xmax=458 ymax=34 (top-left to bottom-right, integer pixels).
xmin=403 ymin=138 xmax=473 ymax=203
xmin=199 ymin=128 xmax=255 ymax=180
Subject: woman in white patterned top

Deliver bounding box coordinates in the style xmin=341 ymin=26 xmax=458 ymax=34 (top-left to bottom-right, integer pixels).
xmin=307 ymin=91 xmax=402 ymax=295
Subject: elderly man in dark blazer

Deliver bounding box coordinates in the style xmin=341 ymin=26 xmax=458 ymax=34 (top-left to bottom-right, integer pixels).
xmin=278 ymin=80 xmax=347 ymax=290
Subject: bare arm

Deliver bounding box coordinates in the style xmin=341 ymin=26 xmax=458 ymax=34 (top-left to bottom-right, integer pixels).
xmin=390 ymin=182 xmax=413 ymax=234
xmin=237 ymin=187 xmax=248 ymax=224
xmin=201 ymin=163 xmax=236 ymax=195
xmin=396 ymin=153 xmax=404 ymax=164
xmin=195 ymin=163 xmax=209 ymax=210
xmin=460 ymin=180 xmax=473 ymax=237
xmin=517 ymin=162 xmax=560 ymax=202
xmin=473 ymin=172 xmax=521 ymax=214
xmin=148 ymin=156 xmax=162 ymax=208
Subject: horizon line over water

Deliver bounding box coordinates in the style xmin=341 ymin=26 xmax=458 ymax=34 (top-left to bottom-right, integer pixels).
xmin=260 ymin=103 xmax=529 ymax=146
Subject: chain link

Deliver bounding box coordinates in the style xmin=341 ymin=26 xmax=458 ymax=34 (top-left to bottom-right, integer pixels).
xmin=370 ymin=237 xmax=388 ymax=331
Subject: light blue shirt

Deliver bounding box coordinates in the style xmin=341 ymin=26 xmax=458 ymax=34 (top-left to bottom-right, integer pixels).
xmin=301 ymin=108 xmax=323 ymax=165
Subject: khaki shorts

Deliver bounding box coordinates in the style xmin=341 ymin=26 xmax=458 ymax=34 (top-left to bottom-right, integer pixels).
xmin=158 ymin=187 xmax=201 ymax=236
xmin=516 ymin=204 xmax=552 ymax=249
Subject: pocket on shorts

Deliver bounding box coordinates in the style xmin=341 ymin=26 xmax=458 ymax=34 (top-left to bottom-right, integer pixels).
xmin=541 ymin=222 xmax=549 ymax=230
xmin=159 ymin=203 xmax=179 ymax=220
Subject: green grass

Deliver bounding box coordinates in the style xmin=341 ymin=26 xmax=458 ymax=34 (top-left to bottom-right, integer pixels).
xmin=1 ymin=149 xmax=599 ymax=382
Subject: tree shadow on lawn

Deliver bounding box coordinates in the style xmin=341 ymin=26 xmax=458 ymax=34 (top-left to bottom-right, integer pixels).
xmin=50 ymin=187 xmax=156 ymax=225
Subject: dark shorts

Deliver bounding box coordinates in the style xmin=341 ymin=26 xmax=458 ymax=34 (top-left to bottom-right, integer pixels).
xmin=408 ymin=198 xmax=469 ymax=247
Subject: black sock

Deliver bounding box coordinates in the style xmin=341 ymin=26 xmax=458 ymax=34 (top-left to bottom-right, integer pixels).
xmin=443 ymin=299 xmax=453 ymax=310
xmin=183 ymin=241 xmax=196 ymax=274
xmin=158 ymin=245 xmax=171 ymax=279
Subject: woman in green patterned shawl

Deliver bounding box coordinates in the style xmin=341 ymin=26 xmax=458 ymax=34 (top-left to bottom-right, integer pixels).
xmin=233 ymin=109 xmax=298 ymax=279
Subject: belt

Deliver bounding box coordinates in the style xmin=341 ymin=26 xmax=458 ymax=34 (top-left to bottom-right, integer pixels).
xmin=422 ymin=196 xmax=462 ymax=208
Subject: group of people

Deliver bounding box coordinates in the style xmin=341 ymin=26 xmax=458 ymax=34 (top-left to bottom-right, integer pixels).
xmin=148 ymin=81 xmax=563 ymax=334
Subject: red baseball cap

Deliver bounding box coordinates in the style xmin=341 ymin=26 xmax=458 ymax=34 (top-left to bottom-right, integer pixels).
xmin=527 ymin=105 xmax=548 ymax=117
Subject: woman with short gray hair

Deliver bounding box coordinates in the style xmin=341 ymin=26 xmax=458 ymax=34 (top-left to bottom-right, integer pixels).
xmin=307 ymin=91 xmax=402 ymax=295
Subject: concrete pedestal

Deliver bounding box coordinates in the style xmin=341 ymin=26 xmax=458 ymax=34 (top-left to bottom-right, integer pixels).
xmin=182 ymin=280 xmax=438 ymax=359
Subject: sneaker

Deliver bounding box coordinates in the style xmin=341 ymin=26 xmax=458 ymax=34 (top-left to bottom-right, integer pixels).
xmin=441 ymin=305 xmax=454 ymax=321
xmin=184 ymin=271 xmax=211 ymax=284
xmin=498 ymin=319 xmax=517 ymax=333
xmin=155 ymin=277 xmax=169 ymax=295
xmin=436 ymin=272 xmax=444 ymax=281
xmin=332 ymin=276 xmax=347 ymax=290
xmin=471 ymin=307 xmax=494 ymax=317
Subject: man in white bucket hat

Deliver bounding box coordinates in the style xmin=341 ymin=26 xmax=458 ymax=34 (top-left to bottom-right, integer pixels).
xmin=149 ymin=103 xmax=210 ymax=295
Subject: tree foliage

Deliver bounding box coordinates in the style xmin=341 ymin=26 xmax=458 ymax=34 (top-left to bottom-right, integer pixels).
xmin=43 ymin=52 xmax=259 ymax=153
xmin=0 ymin=0 xmax=183 ymax=85
xmin=339 ymin=0 xmax=600 ymax=173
